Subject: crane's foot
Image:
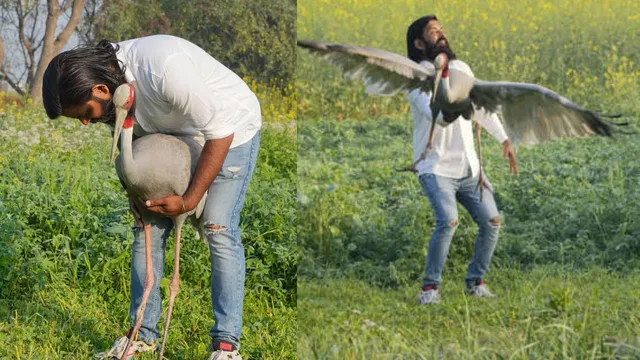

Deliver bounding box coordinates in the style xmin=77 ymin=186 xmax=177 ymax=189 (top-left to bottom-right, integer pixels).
xmin=121 ymin=281 xmax=153 ymax=360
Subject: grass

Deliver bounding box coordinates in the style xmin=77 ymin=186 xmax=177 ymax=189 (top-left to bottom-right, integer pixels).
xmin=0 ymin=285 xmax=294 ymax=359
xmin=0 ymin=86 xmax=296 ymax=358
xmin=298 ymin=266 xmax=640 ymax=359
xmin=298 ymin=117 xmax=639 ymax=285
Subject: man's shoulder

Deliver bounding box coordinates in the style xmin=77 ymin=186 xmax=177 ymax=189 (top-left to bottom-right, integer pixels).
xmin=117 ymin=35 xmax=189 ymax=52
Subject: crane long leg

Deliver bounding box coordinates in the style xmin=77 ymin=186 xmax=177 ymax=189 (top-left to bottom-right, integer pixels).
xmin=121 ymin=223 xmax=155 ymax=360
xmin=475 ymin=122 xmax=485 ymax=201
xmin=158 ymin=223 xmax=183 ymax=360
xmin=427 ymin=108 xmax=438 ymax=150
xmin=396 ymin=106 xmax=439 ymax=173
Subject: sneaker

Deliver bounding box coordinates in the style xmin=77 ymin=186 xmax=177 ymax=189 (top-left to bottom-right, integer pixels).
xmin=209 ymin=339 xmax=242 ymax=360
xmin=94 ymin=335 xmax=157 ymax=360
xmin=418 ymin=285 xmax=441 ymax=304
xmin=465 ymin=280 xmax=495 ymax=297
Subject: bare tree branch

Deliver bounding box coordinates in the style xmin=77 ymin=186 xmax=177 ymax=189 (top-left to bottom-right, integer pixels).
xmin=0 ymin=67 xmax=25 ymax=96
xmin=53 ymin=0 xmax=83 ymax=52
xmin=16 ymin=3 xmax=33 ymax=54
xmin=77 ymin=0 xmax=104 ymax=45
xmin=60 ymin=0 xmax=73 ymax=13
xmin=0 ymin=35 xmax=4 ymax=69
xmin=30 ymin=0 xmax=85 ymax=102
xmin=29 ymin=1 xmax=40 ymax=45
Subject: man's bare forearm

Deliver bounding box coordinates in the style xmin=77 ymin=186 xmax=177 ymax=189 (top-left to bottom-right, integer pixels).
xmin=183 ymin=134 xmax=234 ymax=210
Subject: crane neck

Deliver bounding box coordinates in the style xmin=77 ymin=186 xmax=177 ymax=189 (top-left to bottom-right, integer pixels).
xmin=439 ymin=74 xmax=454 ymax=103
xmin=120 ymin=115 xmax=136 ymax=178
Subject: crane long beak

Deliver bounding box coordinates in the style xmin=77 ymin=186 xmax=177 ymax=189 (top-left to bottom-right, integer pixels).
xmin=109 ymin=83 xmax=135 ymax=164
xmin=110 ymin=106 xmax=127 ymax=164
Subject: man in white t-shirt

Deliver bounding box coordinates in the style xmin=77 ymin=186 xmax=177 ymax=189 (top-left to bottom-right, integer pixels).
xmin=406 ymin=16 xmax=519 ymax=305
xmin=43 ymin=35 xmax=261 ymax=359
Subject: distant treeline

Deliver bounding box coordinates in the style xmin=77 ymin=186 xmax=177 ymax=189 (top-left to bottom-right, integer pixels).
xmin=85 ymin=0 xmax=295 ymax=90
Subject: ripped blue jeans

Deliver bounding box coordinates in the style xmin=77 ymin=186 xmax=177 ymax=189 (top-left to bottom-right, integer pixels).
xmin=418 ymin=169 xmax=501 ymax=289
xmin=129 ymin=131 xmax=260 ymax=349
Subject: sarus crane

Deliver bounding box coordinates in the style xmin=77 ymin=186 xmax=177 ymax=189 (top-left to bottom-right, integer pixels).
xmin=110 ymin=83 xmax=207 ymax=360
xmin=297 ymin=40 xmax=623 ymax=197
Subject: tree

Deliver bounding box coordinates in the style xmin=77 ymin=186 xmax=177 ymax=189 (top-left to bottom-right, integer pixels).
xmin=77 ymin=0 xmax=169 ymax=46
xmin=0 ymin=0 xmax=84 ymax=102
xmin=163 ymin=0 xmax=296 ymax=90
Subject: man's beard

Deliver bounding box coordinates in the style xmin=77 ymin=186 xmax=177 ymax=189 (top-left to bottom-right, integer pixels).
xmin=423 ymin=35 xmax=457 ymax=62
xmin=91 ymin=96 xmax=116 ymax=126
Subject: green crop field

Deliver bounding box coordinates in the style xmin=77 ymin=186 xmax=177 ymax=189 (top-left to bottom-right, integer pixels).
xmin=0 ymin=84 xmax=297 ymax=358
xmin=298 ymin=0 xmax=640 ymax=358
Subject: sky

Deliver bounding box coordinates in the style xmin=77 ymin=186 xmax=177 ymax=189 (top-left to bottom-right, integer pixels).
xmin=1 ymin=2 xmax=81 ymax=92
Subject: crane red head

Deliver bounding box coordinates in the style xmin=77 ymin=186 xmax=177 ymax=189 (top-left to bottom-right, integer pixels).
xmin=110 ymin=83 xmax=136 ymax=163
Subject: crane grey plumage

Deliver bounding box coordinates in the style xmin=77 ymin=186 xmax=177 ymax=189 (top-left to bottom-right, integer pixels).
xmin=470 ymin=81 xmax=613 ymax=145
xmin=110 ymin=83 xmax=206 ymax=360
xmin=297 ymin=40 xmax=436 ymax=96
xmin=298 ymin=39 xmax=616 ymax=146
xmin=114 ymin=133 xmax=205 ymax=232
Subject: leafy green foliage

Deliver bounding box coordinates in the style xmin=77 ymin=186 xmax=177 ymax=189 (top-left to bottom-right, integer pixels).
xmin=86 ymin=0 xmax=172 ymax=43
xmin=85 ymin=0 xmax=296 ymax=90
xmin=163 ymin=0 xmax=296 ymax=89
xmin=299 ymin=267 xmax=640 ymax=359
xmin=298 ymin=116 xmax=639 ymax=286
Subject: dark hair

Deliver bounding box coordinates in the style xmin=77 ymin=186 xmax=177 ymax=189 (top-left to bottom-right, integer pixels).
xmin=406 ymin=15 xmax=457 ymax=64
xmin=42 ymin=39 xmax=126 ymax=119
xmin=407 ymin=15 xmax=438 ymax=63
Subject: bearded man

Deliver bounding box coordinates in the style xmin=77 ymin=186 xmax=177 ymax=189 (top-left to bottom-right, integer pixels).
xmin=43 ymin=35 xmax=261 ymax=359
xmin=406 ymin=15 xmax=518 ymax=305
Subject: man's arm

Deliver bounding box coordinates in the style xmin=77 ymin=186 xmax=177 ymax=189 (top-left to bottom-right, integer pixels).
xmin=145 ymin=134 xmax=233 ymax=216
xmin=183 ymin=134 xmax=233 ymax=209
xmin=475 ymin=108 xmax=519 ymax=177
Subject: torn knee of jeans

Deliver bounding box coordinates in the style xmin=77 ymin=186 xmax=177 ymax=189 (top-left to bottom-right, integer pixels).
xmin=489 ymin=216 xmax=501 ymax=228
xmin=204 ymin=222 xmax=228 ymax=235
xmin=448 ymin=219 xmax=458 ymax=228
xmin=226 ymin=166 xmax=242 ymax=179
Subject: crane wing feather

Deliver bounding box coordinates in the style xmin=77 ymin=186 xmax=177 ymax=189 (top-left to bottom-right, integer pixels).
xmin=297 ymin=40 xmax=435 ymax=96
xmin=471 ymin=81 xmax=614 ymax=146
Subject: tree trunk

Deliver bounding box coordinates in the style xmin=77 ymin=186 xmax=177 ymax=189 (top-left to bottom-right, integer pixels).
xmin=30 ymin=0 xmax=85 ymax=105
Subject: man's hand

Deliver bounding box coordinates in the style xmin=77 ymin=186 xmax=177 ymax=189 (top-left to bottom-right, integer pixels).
xmin=502 ymin=139 xmax=519 ymax=177
xmin=145 ymin=195 xmax=189 ymax=217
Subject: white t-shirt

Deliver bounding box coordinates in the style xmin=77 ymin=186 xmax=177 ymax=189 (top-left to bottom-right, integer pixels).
xmin=114 ymin=35 xmax=262 ymax=148
xmin=407 ymin=59 xmax=508 ymax=179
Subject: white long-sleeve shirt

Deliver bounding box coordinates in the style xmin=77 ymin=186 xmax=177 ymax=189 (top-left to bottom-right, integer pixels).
xmin=114 ymin=35 xmax=262 ymax=148
xmin=408 ymin=59 xmax=508 ymax=179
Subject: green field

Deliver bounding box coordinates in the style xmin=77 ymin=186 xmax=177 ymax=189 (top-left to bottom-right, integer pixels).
xmin=0 ymin=92 xmax=297 ymax=358
xmin=298 ymin=0 xmax=640 ymax=358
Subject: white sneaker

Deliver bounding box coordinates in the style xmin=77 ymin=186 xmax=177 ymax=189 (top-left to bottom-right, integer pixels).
xmin=418 ymin=286 xmax=441 ymax=304
xmin=209 ymin=349 xmax=243 ymax=360
xmin=94 ymin=335 xmax=157 ymax=360
xmin=208 ymin=340 xmax=242 ymax=360
xmin=466 ymin=280 xmax=496 ymax=297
